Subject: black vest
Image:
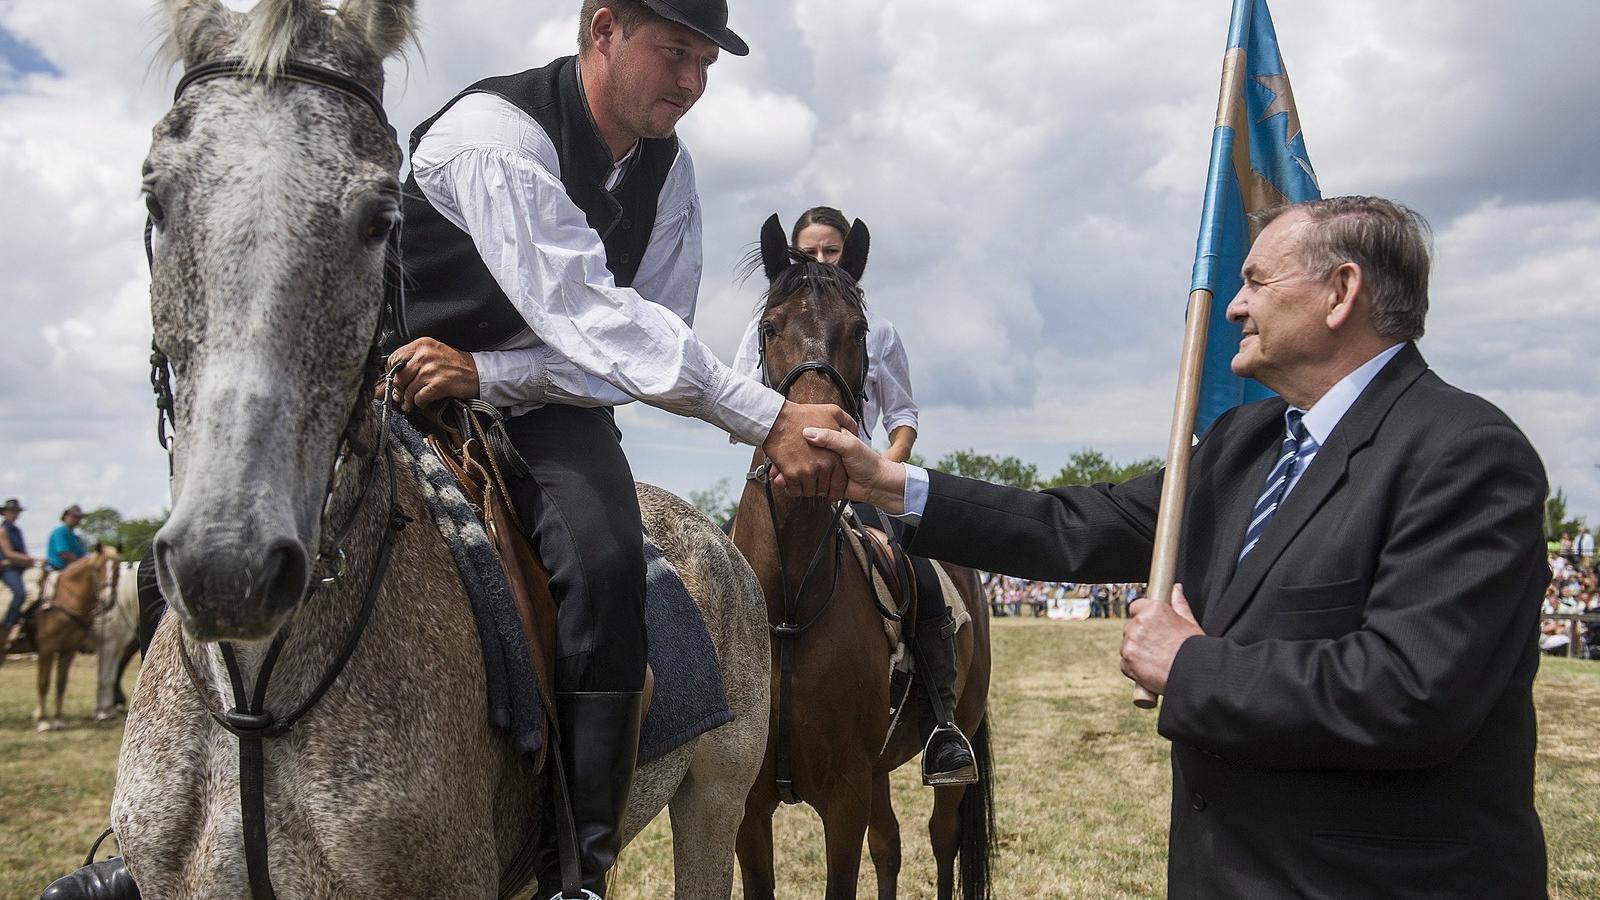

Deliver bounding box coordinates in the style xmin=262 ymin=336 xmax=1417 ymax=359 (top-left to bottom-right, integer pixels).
xmin=397 ymin=56 xmax=679 ymax=351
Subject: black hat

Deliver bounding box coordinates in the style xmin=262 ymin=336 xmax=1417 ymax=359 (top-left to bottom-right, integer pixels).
xmin=1 ymin=498 xmax=22 ymax=513
xmin=640 ymin=0 xmax=749 ymax=56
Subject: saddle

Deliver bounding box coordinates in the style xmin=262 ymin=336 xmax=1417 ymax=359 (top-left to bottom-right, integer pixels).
xmin=412 ymin=401 xmax=656 ymax=751
xmin=840 ymin=506 xmax=971 ymax=665
xmin=413 ymin=401 xmax=562 ymax=743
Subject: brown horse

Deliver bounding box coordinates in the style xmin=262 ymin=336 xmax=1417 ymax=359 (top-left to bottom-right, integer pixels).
xmin=733 ymin=215 xmax=995 ymax=900
xmin=7 ymin=546 xmax=120 ymax=730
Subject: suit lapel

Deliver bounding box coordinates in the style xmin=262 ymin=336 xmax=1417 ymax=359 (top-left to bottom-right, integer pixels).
xmin=1191 ymin=415 xmax=1283 ymax=627
xmin=1206 ymin=344 xmax=1432 ymax=635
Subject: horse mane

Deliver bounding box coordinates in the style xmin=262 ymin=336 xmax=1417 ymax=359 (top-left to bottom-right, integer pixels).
xmin=740 ymin=246 xmax=868 ymax=316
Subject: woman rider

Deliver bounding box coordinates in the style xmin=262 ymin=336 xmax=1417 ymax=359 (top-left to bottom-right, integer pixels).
xmin=731 ymin=206 xmax=977 ymax=785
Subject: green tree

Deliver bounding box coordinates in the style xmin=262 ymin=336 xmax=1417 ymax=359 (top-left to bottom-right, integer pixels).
xmin=933 ymin=449 xmax=1039 ymax=490
xmin=1546 ymin=487 xmax=1585 ymax=539
xmin=115 ymin=515 xmax=168 ymax=560
xmin=689 ymin=478 xmax=740 ymax=525
xmin=1044 ymin=450 xmax=1163 ymax=488
xmin=78 ymin=507 xmax=124 ymax=545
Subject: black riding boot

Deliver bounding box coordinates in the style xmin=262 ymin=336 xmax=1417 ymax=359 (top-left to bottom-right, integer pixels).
xmin=39 ymin=858 xmax=140 ymax=900
xmin=543 ymin=691 xmax=644 ymax=899
xmin=916 ymin=610 xmax=978 ymax=786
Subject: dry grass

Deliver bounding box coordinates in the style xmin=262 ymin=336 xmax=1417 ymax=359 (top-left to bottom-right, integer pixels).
xmin=1 ymin=621 xmax=1596 ymax=899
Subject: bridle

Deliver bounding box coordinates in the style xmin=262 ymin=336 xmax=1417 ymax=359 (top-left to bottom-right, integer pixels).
xmin=144 ymin=56 xmax=408 ymax=900
xmin=748 ymin=267 xmax=874 ymax=805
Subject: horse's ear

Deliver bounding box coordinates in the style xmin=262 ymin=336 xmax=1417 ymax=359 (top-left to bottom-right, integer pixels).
xmin=337 ymin=0 xmax=418 ymax=60
xmin=760 ymin=214 xmax=791 ymax=282
xmin=162 ymin=0 xmax=229 ymax=66
xmin=838 ymin=219 xmax=870 ymax=282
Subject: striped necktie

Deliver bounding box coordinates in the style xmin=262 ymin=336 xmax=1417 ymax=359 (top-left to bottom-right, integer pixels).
xmin=1239 ymin=410 xmax=1314 ymax=562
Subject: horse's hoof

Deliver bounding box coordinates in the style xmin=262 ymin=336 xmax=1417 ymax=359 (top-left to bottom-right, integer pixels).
xmin=52 ymin=719 xmax=67 ymax=731
xmin=35 ymin=720 xmax=51 ymax=732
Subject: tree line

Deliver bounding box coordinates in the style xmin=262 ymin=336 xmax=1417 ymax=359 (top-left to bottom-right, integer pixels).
xmin=690 ymin=447 xmax=1164 ymax=522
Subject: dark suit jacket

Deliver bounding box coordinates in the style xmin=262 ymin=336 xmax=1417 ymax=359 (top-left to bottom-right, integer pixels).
xmin=906 ymin=344 xmax=1550 ymax=899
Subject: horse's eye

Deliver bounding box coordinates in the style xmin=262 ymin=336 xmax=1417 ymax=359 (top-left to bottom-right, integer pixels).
xmin=759 ymin=322 xmax=778 ymax=340
xmin=366 ymin=207 xmax=399 ymax=244
xmin=144 ymin=191 xmax=166 ymax=226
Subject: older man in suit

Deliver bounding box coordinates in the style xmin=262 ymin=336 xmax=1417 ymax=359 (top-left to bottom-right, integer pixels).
xmin=803 ymin=196 xmax=1550 ymax=898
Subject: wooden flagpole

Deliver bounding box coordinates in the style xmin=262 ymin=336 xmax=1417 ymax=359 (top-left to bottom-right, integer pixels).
xmin=1133 ymin=288 xmax=1214 ymax=708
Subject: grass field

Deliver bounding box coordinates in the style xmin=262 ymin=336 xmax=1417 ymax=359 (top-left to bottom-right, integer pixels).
xmin=2 ymin=619 xmax=1597 ymax=899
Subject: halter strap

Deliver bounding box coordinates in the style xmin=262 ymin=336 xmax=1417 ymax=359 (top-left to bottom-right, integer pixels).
xmin=174 ymin=58 xmax=396 ymax=145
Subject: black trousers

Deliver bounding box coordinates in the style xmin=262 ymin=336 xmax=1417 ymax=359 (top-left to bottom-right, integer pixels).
xmin=850 ymin=501 xmax=945 ymax=623
xmin=136 ymin=404 xmax=648 ymax=695
xmin=503 ymin=404 xmax=647 ymax=695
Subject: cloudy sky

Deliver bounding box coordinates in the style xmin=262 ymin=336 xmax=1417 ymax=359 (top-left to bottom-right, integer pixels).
xmin=1 ymin=0 xmax=1597 ymax=536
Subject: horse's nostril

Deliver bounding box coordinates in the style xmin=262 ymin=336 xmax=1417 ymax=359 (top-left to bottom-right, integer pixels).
xmin=260 ymin=539 xmax=309 ymax=616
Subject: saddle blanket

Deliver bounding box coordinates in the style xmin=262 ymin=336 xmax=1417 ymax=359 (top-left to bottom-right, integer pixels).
xmin=391 ymin=415 xmax=731 ymax=765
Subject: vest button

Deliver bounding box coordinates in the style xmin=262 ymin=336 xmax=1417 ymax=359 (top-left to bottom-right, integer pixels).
xmin=1190 ymin=792 xmax=1207 ymax=811
xmin=478 ymin=321 xmax=489 ymax=328
xmin=621 ymin=218 xmax=633 ymax=231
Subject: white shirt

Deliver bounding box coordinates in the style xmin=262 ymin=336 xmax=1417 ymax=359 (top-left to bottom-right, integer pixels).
xmin=899 ymin=342 xmax=1411 ymax=521
xmin=409 ymin=91 xmax=783 ymax=445
xmin=729 ymin=305 xmax=919 ymax=444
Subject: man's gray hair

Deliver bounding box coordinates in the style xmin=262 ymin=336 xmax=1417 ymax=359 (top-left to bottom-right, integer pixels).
xmin=1253 ymin=196 xmax=1433 ymax=342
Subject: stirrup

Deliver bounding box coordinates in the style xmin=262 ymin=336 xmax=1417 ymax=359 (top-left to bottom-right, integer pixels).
xmin=921 ymin=723 xmax=979 ymax=786
xmin=546 ymin=891 xmax=602 ymax=900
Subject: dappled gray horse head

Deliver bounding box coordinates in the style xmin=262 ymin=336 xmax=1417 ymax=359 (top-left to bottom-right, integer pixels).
xmin=146 ymin=0 xmax=412 ymax=641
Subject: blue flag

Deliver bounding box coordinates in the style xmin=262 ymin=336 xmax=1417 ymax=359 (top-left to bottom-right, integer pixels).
xmin=1190 ymin=0 xmax=1320 ymax=433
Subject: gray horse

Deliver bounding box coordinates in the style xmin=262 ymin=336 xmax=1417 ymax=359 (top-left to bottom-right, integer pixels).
xmin=110 ymin=1 xmax=768 ymax=897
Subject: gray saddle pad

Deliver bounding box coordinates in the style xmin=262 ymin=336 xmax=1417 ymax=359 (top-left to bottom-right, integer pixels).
xmin=392 ymin=415 xmax=730 ymax=765
xmin=639 ymin=537 xmax=733 ymax=763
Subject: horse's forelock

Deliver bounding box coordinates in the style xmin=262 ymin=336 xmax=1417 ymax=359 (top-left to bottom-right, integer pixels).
xmin=761 ymin=256 xmax=866 ymax=315
xmin=239 ymin=0 xmax=327 ymax=77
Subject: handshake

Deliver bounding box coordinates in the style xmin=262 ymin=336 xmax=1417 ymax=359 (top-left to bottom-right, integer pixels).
xmin=760 ymin=401 xmax=908 ymax=511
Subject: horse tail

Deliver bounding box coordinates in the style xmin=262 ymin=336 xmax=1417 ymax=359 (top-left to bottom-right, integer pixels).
xmin=958 ymin=714 xmax=996 ymax=900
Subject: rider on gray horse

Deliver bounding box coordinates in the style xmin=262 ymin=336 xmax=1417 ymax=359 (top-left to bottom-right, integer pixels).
xmin=42 ymin=1 xmax=850 ymax=898
xmin=386 ymin=4 xmax=851 ymax=891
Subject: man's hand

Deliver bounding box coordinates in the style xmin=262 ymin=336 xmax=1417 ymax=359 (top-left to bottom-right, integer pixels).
xmin=383 ymin=338 xmax=479 ymax=413
xmin=800 ymin=426 xmax=908 ymax=513
xmin=762 ymin=402 xmax=857 ymax=498
xmin=1121 ymin=584 xmax=1204 ymax=695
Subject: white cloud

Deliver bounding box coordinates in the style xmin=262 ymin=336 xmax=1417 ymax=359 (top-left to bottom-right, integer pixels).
xmin=1 ymin=0 xmax=1597 ymax=533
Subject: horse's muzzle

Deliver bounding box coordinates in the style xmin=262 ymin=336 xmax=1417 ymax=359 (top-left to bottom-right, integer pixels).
xmin=153 ymin=524 xmax=310 ymax=641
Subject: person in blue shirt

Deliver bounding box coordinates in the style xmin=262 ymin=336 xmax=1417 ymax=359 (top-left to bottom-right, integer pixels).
xmin=46 ymin=505 xmax=89 ymax=571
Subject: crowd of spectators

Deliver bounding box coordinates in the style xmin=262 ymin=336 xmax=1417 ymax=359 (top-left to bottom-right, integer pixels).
xmin=979 ymin=530 xmax=1599 ymax=663
xmin=980 ymin=573 xmax=1145 ymax=620
xmin=1542 ymin=530 xmax=1599 ymax=659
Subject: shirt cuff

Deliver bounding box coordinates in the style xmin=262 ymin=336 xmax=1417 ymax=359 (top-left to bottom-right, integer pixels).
xmin=472 ymin=350 xmax=550 ymax=411
xmin=705 ymin=368 xmax=785 ymax=446
xmin=892 ymin=463 xmax=930 ymax=524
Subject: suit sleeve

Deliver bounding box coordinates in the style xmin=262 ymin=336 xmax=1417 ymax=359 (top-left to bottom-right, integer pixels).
xmin=903 ymin=467 xmax=1162 ymax=584
xmin=1157 ymin=422 xmax=1549 ymax=770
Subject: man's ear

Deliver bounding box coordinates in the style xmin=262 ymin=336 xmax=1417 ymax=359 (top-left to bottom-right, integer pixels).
xmin=760 ymin=214 xmax=790 ymax=281
xmin=838 ymin=219 xmax=870 ymax=282
xmin=587 ymin=7 xmax=621 ymax=58
xmin=1325 ymin=261 xmax=1364 ymax=330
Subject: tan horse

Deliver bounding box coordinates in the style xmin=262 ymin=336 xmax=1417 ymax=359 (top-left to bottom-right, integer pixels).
xmin=18 ymin=547 xmax=120 ymax=730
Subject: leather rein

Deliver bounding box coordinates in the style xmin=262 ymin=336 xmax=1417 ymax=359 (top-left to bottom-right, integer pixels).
xmin=146 ymin=57 xmax=408 ymax=900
